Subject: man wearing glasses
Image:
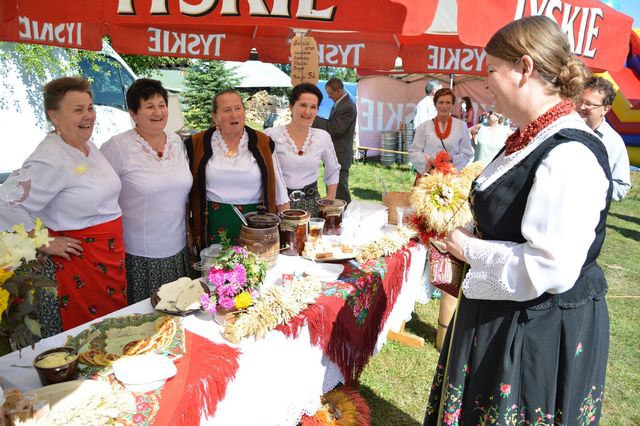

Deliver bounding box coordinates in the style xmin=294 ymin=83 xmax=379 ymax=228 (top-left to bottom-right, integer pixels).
xmin=313 ymin=78 xmax=357 ymax=203
xmin=577 ymin=76 xmax=631 ymax=201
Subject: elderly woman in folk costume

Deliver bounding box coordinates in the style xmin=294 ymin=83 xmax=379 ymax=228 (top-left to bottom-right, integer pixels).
xmin=410 ymin=87 xmax=474 ymax=176
xmin=101 ymin=79 xmax=192 ymax=304
xmin=423 ymin=16 xmax=612 ymax=424
xmin=0 ymin=77 xmax=127 ymax=336
xmin=185 ymin=89 xmax=289 ymax=251
xmin=264 ymin=83 xmax=341 ymax=216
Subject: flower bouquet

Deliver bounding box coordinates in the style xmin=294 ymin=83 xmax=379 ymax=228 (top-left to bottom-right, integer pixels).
xmin=410 ymin=152 xmax=485 ymax=296
xmin=0 ymin=218 xmax=56 ymax=350
xmin=199 ymin=245 xmax=267 ymax=319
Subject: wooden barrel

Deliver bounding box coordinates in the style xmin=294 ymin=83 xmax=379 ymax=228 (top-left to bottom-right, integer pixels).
xmin=382 ymin=191 xmax=411 ymax=225
xmin=436 ymin=292 xmax=458 ymax=351
xmin=238 ymin=225 xmax=279 ymax=268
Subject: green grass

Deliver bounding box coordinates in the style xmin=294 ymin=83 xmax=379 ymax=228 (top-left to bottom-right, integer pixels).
xmin=347 ymin=164 xmax=640 ymax=425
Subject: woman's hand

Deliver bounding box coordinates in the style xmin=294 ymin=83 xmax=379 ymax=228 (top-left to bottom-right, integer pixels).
xmin=39 ymin=236 xmax=83 ymax=261
xmin=442 ymin=227 xmax=475 ymax=262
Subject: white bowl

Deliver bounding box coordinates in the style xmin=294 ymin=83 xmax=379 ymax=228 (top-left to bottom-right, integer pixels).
xmin=113 ymin=353 xmax=177 ymax=392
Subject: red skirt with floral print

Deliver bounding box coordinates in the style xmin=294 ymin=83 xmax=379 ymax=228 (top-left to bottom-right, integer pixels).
xmin=49 ymin=217 xmax=127 ymax=330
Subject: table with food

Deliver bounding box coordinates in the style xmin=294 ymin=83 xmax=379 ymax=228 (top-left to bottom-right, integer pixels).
xmin=0 ymin=199 xmax=427 ymax=425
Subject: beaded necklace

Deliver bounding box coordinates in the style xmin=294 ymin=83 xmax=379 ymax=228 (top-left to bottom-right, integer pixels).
xmin=504 ymin=99 xmax=575 ymax=155
xmin=433 ymin=116 xmax=453 ymax=140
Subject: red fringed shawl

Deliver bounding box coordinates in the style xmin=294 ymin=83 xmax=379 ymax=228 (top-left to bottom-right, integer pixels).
xmin=153 ymin=331 xmax=241 ymax=425
xmin=276 ymin=243 xmax=415 ymax=385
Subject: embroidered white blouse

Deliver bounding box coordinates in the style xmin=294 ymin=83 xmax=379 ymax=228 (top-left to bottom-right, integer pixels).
xmin=410 ymin=117 xmax=474 ymax=173
xmin=100 ymin=129 xmax=192 ymax=258
xmin=263 ymin=126 xmax=341 ymax=189
xmin=461 ymin=113 xmax=609 ymax=302
xmin=205 ymin=130 xmax=289 ymax=206
xmin=0 ymin=133 xmax=121 ymax=232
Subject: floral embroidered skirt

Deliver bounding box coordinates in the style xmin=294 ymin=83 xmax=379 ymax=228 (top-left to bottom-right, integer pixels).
xmin=44 ymin=218 xmax=128 ymax=331
xmin=424 ymin=295 xmax=609 ymax=425
xmin=125 ymin=248 xmax=190 ymax=304
xmin=207 ymin=201 xmax=259 ymax=245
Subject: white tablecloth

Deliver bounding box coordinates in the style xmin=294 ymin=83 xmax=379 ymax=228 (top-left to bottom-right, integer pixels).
xmin=0 ymin=244 xmax=426 ymax=425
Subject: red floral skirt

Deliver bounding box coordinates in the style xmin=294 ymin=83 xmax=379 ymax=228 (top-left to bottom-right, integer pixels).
xmin=48 ymin=217 xmax=127 ymax=330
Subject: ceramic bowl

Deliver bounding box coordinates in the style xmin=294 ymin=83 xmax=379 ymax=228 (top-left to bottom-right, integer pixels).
xmin=33 ymin=346 xmax=80 ymax=386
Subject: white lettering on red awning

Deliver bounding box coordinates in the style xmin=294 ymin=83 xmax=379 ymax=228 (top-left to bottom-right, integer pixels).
xmin=18 ymin=16 xmax=82 ymax=46
xmin=147 ymin=27 xmax=226 ymax=57
xmin=426 ymin=46 xmax=486 ymax=73
xmin=514 ymin=0 xmax=603 ymax=59
xmin=317 ymin=43 xmax=365 ymax=67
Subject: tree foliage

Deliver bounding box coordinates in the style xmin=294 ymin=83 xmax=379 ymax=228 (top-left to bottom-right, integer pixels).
xmin=182 ymin=60 xmax=240 ymax=130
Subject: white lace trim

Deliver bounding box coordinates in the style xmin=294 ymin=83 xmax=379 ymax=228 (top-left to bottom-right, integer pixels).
xmin=53 ymin=136 xmax=106 ymax=179
xmin=475 ymin=113 xmax=593 ymax=191
xmin=462 ymin=237 xmax=519 ymax=300
xmin=127 ymin=129 xmax=184 ymax=170
xmin=0 ymin=165 xmax=34 ymax=209
xmin=211 ymin=129 xmax=251 ymax=164
xmin=282 ymin=126 xmax=316 ymax=157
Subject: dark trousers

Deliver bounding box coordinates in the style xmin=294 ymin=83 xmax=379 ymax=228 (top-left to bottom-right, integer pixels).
xmin=336 ymin=168 xmax=351 ymax=203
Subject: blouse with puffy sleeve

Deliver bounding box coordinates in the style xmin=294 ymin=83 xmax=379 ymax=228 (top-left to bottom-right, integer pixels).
xmin=263 ymin=126 xmax=340 ymax=189
xmin=205 ymin=129 xmax=289 ymax=206
xmin=410 ymin=117 xmax=474 ymax=173
xmin=100 ymin=129 xmax=192 ymax=258
xmin=0 ymin=133 xmax=121 ymax=232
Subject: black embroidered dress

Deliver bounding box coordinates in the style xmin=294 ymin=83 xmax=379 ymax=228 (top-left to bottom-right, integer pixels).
xmin=424 ymin=118 xmax=613 ymax=425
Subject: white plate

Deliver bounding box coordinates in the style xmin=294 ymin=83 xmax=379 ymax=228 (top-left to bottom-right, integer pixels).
xmin=304 ymin=263 xmax=345 ymax=282
xmin=113 ymin=353 xmax=177 ymax=392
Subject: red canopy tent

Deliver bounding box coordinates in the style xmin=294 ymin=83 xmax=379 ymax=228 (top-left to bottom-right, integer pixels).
xmin=0 ymin=0 xmax=633 ymax=74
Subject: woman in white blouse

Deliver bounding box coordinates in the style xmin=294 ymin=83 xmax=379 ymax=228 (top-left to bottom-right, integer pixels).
xmin=100 ymin=79 xmax=192 ymax=304
xmin=185 ymin=89 xmax=289 ymax=250
xmin=423 ymin=17 xmax=612 ymax=424
xmin=0 ymin=77 xmax=127 ymax=335
xmin=410 ymin=88 xmax=474 ymax=174
xmin=264 ymin=83 xmax=340 ymax=216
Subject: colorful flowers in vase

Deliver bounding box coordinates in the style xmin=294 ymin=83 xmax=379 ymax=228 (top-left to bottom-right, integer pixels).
xmin=0 ymin=218 xmax=56 ymax=350
xmin=200 ymin=245 xmax=267 ymax=314
xmin=410 ymin=151 xmax=485 ymax=244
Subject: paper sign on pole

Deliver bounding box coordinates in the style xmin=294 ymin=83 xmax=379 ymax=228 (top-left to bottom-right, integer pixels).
xmin=290 ymin=35 xmax=319 ymax=86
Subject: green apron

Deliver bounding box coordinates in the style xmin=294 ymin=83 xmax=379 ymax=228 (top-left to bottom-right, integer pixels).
xmin=206 ymin=201 xmax=259 ymax=245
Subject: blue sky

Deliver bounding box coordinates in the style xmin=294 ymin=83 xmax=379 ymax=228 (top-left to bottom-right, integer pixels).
xmin=616 ymin=0 xmax=640 ymax=27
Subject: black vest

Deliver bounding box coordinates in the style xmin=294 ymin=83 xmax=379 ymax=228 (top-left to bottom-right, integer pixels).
xmin=470 ymin=128 xmax=612 ymax=309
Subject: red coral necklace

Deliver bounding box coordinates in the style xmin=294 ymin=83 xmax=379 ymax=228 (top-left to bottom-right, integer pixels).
xmin=504 ymin=99 xmax=574 ymax=155
xmin=433 ymin=116 xmax=452 ymax=140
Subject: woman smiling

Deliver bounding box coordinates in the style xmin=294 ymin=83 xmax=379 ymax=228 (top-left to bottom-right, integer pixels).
xmin=410 ymin=88 xmax=474 ymax=173
xmin=0 ymin=76 xmax=127 ymax=334
xmin=264 ymin=83 xmax=340 ymax=215
xmin=100 ymin=79 xmax=192 ymax=304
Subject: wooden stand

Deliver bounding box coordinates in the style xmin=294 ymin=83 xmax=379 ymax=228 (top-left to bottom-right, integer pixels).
xmin=436 ymin=292 xmax=457 ymax=351
xmin=387 ymin=321 xmax=424 ymax=348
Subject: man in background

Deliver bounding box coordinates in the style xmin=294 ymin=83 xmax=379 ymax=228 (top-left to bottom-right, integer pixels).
xmin=413 ymin=79 xmax=443 ymax=128
xmin=577 ymin=76 xmax=631 ymax=201
xmin=313 ymin=77 xmax=357 ymax=203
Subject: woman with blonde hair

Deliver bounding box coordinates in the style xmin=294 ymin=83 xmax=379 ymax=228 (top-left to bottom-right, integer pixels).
xmin=424 ymin=16 xmax=612 ymax=424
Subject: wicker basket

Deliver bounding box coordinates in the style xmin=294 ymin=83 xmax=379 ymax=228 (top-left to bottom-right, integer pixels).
xmin=428 ymin=243 xmax=464 ymax=297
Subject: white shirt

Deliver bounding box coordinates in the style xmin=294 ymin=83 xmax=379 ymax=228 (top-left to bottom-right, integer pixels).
xmin=410 ymin=117 xmax=474 ymax=173
xmin=413 ymin=96 xmax=437 ymax=128
xmin=0 ymin=133 xmax=121 ymax=232
xmin=594 ymin=119 xmax=631 ymax=201
xmin=205 ymin=130 xmax=289 ymax=206
xmin=263 ymin=126 xmax=341 ymax=189
xmin=100 ymin=129 xmax=192 ymax=258
xmin=461 ymin=113 xmax=609 ymax=302
xmin=473 ymin=125 xmax=511 ymax=163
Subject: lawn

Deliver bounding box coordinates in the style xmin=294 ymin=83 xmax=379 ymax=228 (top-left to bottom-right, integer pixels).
xmin=344 ymin=162 xmax=640 ymax=425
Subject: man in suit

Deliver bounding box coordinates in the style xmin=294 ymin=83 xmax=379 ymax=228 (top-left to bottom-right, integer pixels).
xmin=313 ymin=78 xmax=357 ymax=203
